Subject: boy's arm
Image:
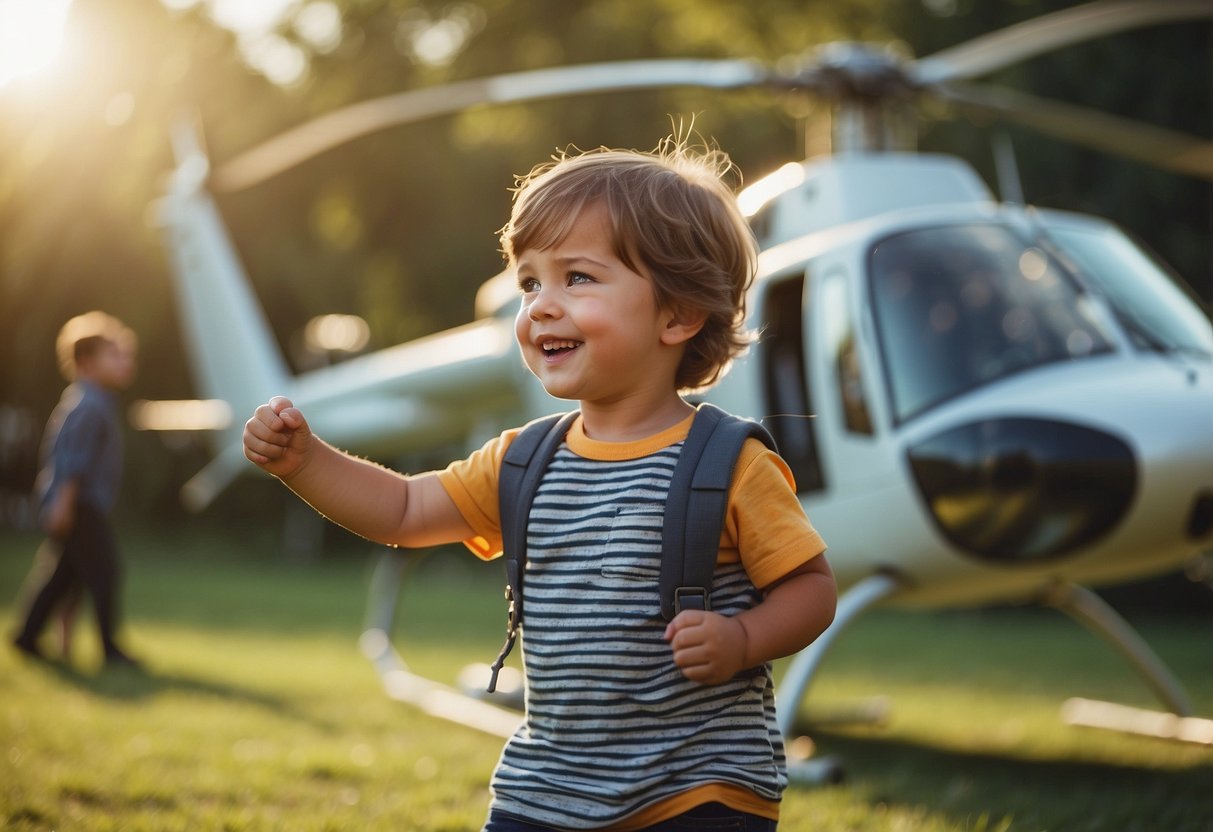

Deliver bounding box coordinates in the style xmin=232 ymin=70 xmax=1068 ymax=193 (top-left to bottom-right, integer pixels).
xmin=244 ymin=397 xmax=474 ymax=548
xmin=664 ymin=553 xmax=836 ymax=685
xmin=43 ymin=479 xmax=79 ymax=540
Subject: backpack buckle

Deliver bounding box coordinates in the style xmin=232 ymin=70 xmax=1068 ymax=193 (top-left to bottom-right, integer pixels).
xmin=673 ymin=587 xmax=710 ymax=615
xmin=504 ymin=584 xmax=519 ymax=633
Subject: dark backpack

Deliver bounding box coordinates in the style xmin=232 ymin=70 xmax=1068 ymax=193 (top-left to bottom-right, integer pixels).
xmin=486 ymin=403 xmax=776 ymax=692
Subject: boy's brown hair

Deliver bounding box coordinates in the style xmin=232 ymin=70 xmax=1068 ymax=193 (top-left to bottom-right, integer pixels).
xmin=55 ymin=311 xmax=136 ymax=381
xmin=500 ymin=138 xmax=757 ymax=391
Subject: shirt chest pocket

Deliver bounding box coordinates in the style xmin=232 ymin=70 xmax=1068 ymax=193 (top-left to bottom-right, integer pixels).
xmin=600 ymin=504 xmax=664 ymax=581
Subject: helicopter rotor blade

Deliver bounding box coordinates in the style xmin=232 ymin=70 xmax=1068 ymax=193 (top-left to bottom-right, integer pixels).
xmin=912 ymin=0 xmax=1213 ymax=85
xmin=937 ymin=80 xmax=1213 ymax=181
xmin=212 ymin=59 xmax=770 ymax=192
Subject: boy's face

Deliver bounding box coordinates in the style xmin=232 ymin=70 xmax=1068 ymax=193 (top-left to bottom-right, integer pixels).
xmin=79 ymin=339 xmax=137 ymax=391
xmin=513 ymin=202 xmax=683 ymax=406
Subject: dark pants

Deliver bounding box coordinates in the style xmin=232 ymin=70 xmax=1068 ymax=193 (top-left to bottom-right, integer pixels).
xmin=484 ymin=802 xmax=777 ymax=831
xmin=15 ymin=504 xmax=125 ymax=657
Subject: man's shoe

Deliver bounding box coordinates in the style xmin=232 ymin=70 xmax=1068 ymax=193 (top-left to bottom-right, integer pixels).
xmin=104 ymin=649 xmax=142 ymax=670
xmin=11 ymin=636 xmax=47 ymax=661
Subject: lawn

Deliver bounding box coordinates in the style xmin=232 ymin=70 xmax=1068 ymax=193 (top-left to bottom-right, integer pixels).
xmin=2 ymin=524 xmax=1211 ymax=831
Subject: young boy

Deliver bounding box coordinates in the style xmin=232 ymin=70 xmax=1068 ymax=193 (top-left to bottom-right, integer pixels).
xmin=12 ymin=311 xmax=139 ymax=667
xmin=243 ymin=141 xmax=836 ymax=831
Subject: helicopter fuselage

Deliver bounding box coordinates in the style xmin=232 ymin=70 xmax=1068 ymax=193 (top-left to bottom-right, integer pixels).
xmin=707 ymin=157 xmax=1213 ymax=608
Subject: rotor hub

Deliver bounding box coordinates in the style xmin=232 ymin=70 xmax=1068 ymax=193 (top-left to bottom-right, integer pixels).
xmin=808 ymin=42 xmax=915 ymax=101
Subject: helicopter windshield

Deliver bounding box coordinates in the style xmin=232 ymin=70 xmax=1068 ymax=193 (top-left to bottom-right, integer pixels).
xmin=870 ymin=224 xmax=1114 ymax=424
xmin=1042 ymin=224 xmax=1213 ymax=358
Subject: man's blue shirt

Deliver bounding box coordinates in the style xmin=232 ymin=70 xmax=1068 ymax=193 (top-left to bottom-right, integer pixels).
xmin=37 ymin=380 xmax=123 ymax=515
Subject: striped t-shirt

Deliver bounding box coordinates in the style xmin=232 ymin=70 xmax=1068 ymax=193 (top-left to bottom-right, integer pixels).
xmin=437 ymin=410 xmax=827 ymax=829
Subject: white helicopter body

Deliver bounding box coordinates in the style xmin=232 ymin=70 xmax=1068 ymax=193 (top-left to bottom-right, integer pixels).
xmin=718 ymin=154 xmax=1212 ymax=610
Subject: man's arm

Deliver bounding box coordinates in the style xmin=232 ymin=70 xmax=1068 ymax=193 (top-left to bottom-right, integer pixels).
xmin=43 ymin=478 xmax=79 ymax=540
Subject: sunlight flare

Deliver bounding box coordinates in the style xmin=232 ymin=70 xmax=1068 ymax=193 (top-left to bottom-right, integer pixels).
xmin=0 ymin=0 xmax=73 ymax=88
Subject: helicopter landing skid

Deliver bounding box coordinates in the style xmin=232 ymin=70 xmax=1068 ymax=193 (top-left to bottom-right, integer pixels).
xmin=1061 ymin=698 xmax=1213 ymax=745
xmin=774 ymin=573 xmax=1205 ymax=765
xmin=775 ymin=572 xmax=905 ymax=786
xmin=1041 ymin=581 xmax=1206 ymax=738
xmin=1041 ymin=581 xmax=1194 ymax=716
xmin=360 ymin=550 xmax=523 ymax=740
xmin=775 ymin=571 xmax=905 ymax=739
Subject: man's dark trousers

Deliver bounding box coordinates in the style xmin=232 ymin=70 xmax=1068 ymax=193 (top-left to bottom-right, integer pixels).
xmin=16 ymin=503 xmax=123 ymax=657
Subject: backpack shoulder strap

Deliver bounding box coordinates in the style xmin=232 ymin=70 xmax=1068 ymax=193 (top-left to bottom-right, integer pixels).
xmin=500 ymin=411 xmax=578 ymax=587
xmin=659 ymin=403 xmax=777 ymax=620
xmin=488 ymin=410 xmax=577 ymax=691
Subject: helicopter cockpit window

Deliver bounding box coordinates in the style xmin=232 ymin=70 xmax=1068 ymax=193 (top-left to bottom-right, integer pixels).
xmin=869 ymin=224 xmax=1114 ymax=424
xmin=820 ymin=271 xmax=874 ymax=435
xmin=1043 ymin=224 xmax=1213 ymax=357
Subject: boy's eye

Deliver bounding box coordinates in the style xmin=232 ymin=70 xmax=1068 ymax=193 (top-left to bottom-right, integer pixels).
xmin=518 ymin=272 xmax=593 ymax=293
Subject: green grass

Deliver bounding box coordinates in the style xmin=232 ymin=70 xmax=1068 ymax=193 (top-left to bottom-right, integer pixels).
xmin=2 ymin=525 xmax=1211 ymax=831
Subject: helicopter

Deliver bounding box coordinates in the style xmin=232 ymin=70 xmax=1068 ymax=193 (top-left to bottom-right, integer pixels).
xmin=149 ymin=0 xmax=1213 ymax=781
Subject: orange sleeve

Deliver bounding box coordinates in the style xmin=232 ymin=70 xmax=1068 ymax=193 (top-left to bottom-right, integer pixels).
xmin=434 ymin=428 xmax=521 ymax=561
xmin=723 ymin=437 xmax=828 ymax=589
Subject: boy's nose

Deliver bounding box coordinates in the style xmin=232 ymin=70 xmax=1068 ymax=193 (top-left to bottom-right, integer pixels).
xmin=528 ymin=288 xmax=561 ymax=320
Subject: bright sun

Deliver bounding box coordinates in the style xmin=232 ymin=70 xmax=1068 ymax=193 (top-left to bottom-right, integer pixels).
xmin=0 ymin=0 xmax=74 ymax=88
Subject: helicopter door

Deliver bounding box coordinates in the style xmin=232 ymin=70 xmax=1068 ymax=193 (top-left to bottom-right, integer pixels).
xmin=760 ymin=271 xmax=825 ymax=493
xmin=807 ymin=265 xmax=890 ymax=501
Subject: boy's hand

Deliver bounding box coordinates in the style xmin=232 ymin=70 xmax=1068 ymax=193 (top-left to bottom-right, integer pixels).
xmin=663 ymin=610 xmax=748 ymax=685
xmin=42 ymin=488 xmax=76 ymax=540
xmin=243 ymin=396 xmax=314 ymax=480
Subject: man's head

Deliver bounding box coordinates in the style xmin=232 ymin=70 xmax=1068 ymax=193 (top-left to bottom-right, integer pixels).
xmin=500 ymin=139 xmax=757 ymax=392
xmin=56 ymin=311 xmax=137 ymax=390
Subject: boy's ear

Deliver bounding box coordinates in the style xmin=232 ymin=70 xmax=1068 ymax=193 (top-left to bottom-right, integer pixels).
xmin=660 ymin=307 xmax=707 ymax=346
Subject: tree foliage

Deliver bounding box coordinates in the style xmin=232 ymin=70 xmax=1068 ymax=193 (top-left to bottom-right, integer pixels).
xmin=0 ymin=0 xmax=1208 ymax=519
